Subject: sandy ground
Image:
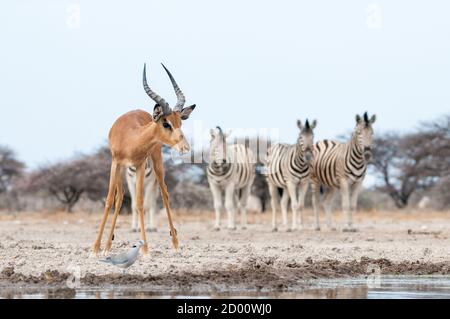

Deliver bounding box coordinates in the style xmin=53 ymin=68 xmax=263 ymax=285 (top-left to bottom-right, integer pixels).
xmin=1 ymin=209 xmax=450 ymax=294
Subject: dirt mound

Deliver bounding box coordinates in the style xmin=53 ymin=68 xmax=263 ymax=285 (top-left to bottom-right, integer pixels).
xmin=2 ymin=257 xmax=450 ymax=292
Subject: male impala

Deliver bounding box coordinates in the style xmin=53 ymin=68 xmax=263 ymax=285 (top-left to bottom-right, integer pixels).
xmin=91 ymin=63 xmax=196 ymax=255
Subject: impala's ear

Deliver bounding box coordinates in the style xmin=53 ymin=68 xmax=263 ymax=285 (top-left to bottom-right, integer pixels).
xmin=180 ymin=104 xmax=196 ymax=120
xmin=153 ymin=104 xmax=164 ymax=122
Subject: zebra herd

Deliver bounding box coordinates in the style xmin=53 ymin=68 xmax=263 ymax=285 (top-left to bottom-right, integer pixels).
xmin=125 ymin=112 xmax=376 ymax=233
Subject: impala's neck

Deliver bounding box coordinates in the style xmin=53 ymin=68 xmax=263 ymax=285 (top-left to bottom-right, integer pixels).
xmin=138 ymin=122 xmax=163 ymax=152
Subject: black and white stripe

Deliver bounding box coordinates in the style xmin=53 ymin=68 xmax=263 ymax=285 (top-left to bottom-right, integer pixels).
xmin=265 ymin=119 xmax=316 ymax=231
xmin=125 ymin=159 xmax=159 ymax=232
xmin=310 ymin=112 xmax=376 ymax=231
xmin=206 ymin=127 xmax=255 ymax=230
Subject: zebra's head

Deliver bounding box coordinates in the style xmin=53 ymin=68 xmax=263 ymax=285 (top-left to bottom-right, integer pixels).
xmin=297 ymin=119 xmax=317 ymax=162
xmin=209 ymin=126 xmax=229 ymax=165
xmin=143 ymin=63 xmax=196 ymax=154
xmin=354 ymin=111 xmax=376 ymax=161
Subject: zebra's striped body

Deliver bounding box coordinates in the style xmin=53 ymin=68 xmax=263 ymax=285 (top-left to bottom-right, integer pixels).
xmin=207 ymin=127 xmax=255 ymax=230
xmin=265 ymin=119 xmax=316 ymax=231
xmin=125 ymin=159 xmax=160 ymax=232
xmin=310 ymin=112 xmax=376 ymax=231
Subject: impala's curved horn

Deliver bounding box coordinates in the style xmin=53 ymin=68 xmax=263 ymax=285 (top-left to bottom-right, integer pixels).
xmin=143 ymin=63 xmax=172 ymax=115
xmin=161 ymin=63 xmax=186 ymax=112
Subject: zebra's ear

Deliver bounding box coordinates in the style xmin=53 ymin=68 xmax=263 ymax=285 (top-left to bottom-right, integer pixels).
xmin=210 ymin=129 xmax=215 ymax=137
xmin=355 ymin=114 xmax=362 ymax=124
xmin=297 ymin=119 xmax=303 ymax=130
xmin=310 ymin=119 xmax=317 ymax=129
xmin=369 ymin=114 xmax=376 ymax=124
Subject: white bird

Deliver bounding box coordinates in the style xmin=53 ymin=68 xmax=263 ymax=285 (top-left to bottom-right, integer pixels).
xmin=99 ymin=240 xmax=144 ymax=273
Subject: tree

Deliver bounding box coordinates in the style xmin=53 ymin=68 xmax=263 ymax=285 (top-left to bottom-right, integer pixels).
xmin=0 ymin=145 xmax=24 ymax=193
xmin=371 ymin=115 xmax=450 ymax=208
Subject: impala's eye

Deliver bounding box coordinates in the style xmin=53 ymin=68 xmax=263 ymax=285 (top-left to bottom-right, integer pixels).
xmin=162 ymin=122 xmax=171 ymax=129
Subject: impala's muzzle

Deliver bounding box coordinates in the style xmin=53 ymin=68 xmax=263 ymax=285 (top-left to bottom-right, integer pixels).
xmin=174 ymin=139 xmax=190 ymax=154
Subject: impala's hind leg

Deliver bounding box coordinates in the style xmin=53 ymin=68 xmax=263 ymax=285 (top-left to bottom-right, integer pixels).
xmin=92 ymin=161 xmax=120 ymax=256
xmin=104 ymin=166 xmax=124 ymax=255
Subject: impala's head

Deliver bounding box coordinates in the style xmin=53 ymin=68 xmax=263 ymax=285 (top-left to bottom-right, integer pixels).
xmin=209 ymin=126 xmax=229 ymax=165
xmin=143 ymin=63 xmax=196 ymax=153
xmin=296 ymin=119 xmax=317 ymax=162
xmin=354 ymin=111 xmax=376 ymax=161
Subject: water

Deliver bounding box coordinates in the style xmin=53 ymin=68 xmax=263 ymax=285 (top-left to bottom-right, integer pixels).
xmin=2 ymin=276 xmax=450 ymax=299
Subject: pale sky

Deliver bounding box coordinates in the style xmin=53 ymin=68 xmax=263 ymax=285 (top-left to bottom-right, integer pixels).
xmin=1 ymin=0 xmax=449 ymax=172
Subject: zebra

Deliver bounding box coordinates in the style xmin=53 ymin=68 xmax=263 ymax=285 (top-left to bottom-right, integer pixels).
xmin=206 ymin=126 xmax=255 ymax=230
xmin=265 ymin=119 xmax=317 ymax=231
xmin=310 ymin=111 xmax=376 ymax=232
xmin=125 ymin=159 xmax=160 ymax=232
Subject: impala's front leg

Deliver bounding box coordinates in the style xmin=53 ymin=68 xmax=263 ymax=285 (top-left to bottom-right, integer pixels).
xmin=151 ymin=151 xmax=179 ymax=250
xmin=136 ymin=163 xmax=149 ymax=255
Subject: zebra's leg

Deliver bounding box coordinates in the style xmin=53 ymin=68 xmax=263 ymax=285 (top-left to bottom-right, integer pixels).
xmin=297 ymin=180 xmax=309 ymax=230
xmin=268 ymin=183 xmax=280 ymax=232
xmin=348 ymin=181 xmax=362 ymax=231
xmin=239 ymin=184 xmax=251 ymax=230
xmin=280 ymin=189 xmax=290 ymax=229
xmin=131 ymin=203 xmax=138 ymax=233
xmin=322 ymin=188 xmax=336 ymax=231
xmin=286 ymin=181 xmax=299 ymax=231
xmin=225 ymin=183 xmax=237 ymax=230
xmin=310 ymin=182 xmax=321 ymax=231
xmin=209 ymin=182 xmax=223 ymax=230
xmin=125 ymin=171 xmax=138 ymax=233
xmin=145 ymin=181 xmax=158 ymax=232
xmin=339 ymin=179 xmax=355 ymax=232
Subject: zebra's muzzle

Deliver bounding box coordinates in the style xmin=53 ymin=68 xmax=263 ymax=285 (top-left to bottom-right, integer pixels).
xmin=363 ymin=147 xmax=372 ymax=161
xmin=304 ymin=150 xmax=313 ymax=162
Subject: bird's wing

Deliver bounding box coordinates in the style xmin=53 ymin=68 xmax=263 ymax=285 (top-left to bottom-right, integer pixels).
xmin=110 ymin=247 xmax=140 ymax=265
